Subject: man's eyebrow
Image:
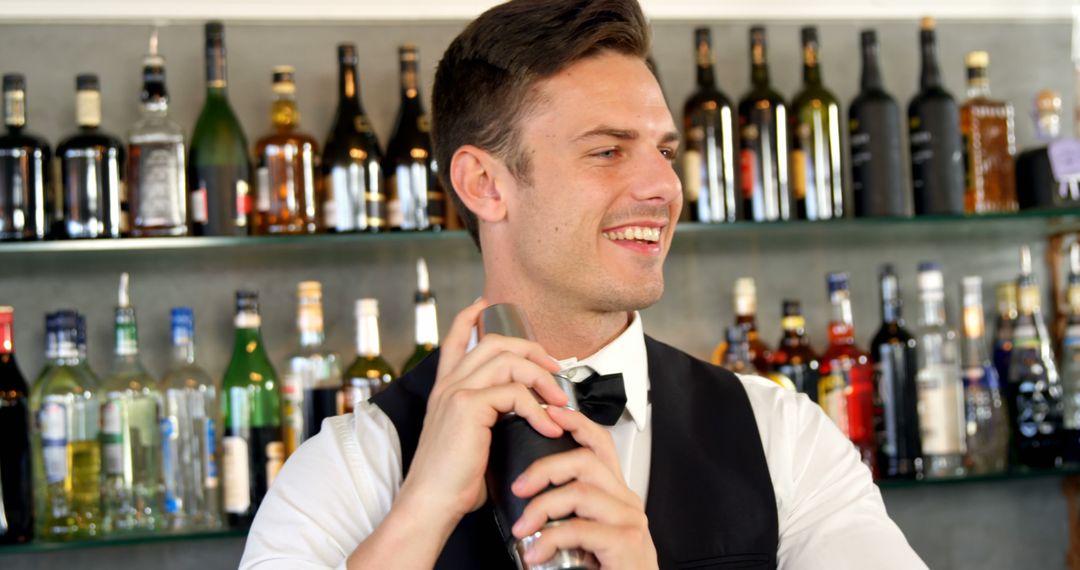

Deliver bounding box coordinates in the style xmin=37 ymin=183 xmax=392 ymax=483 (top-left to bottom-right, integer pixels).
xmin=573 ymin=127 xmax=681 ymax=144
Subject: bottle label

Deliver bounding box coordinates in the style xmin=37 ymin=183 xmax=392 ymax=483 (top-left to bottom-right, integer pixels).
xmin=323 ymin=198 xmax=337 ymax=231
xmin=266 ymin=441 xmax=285 ymax=488
xmin=205 ymin=418 xmax=219 ymax=489
xmin=76 ymin=91 xmax=102 ymax=127
xmin=1012 ymin=324 xmax=1038 ymax=349
xmin=681 ymin=150 xmax=702 ymax=203
xmin=191 ymin=186 xmax=209 ymax=224
xmin=916 ymin=365 xmax=966 ymax=455
xmin=161 ymin=416 xmax=180 ymax=514
xmin=790 ymin=149 xmax=807 ymax=200
xmin=740 ymin=148 xmax=756 ymax=200
xmin=40 ymin=400 xmax=69 ymax=484
xmin=223 ymin=436 xmax=251 ymax=513
xmin=819 ymin=371 xmax=849 ymax=436
xmin=237 ymin=180 xmax=252 ymax=217
xmin=101 ymin=397 xmax=127 ymax=476
xmin=256 ymin=167 xmax=271 ymax=213
xmin=281 ymin=373 xmax=304 ymax=456
xmin=133 ymin=143 xmax=184 ymax=228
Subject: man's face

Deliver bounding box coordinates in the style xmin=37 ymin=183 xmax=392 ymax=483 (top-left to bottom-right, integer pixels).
xmin=501 ymin=51 xmax=682 ymax=314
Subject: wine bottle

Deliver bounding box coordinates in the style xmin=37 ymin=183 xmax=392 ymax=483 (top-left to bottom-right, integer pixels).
xmin=790 ymin=27 xmax=844 ymax=221
xmin=1006 ymin=246 xmax=1064 ymax=468
xmin=818 ymin=272 xmax=876 ymax=475
xmin=1016 ymin=90 xmax=1075 ymax=209
xmin=849 ymin=30 xmax=906 ymax=218
xmin=100 ymin=273 xmax=162 ymax=532
xmin=253 ymin=66 xmax=323 ymax=235
xmin=341 ymin=299 xmax=395 ymax=415
xmin=0 ymin=74 xmax=51 ymax=241
xmin=869 ymin=265 xmax=921 ymax=479
xmin=127 ymin=29 xmax=187 ymax=237
xmin=30 ymin=310 xmax=100 ymax=540
xmin=737 ymin=26 xmax=790 ymax=222
xmin=281 ymin=281 xmax=341 ymax=457
xmin=913 ymin=262 xmax=967 ymax=479
xmin=159 ymin=307 xmax=222 ymax=531
xmin=384 ymin=44 xmax=445 ymax=231
xmin=960 ymin=51 xmax=1018 ymax=214
xmin=710 ymin=278 xmax=771 ymax=372
xmin=908 ymin=17 xmax=964 ymax=216
xmin=56 ymin=74 xmax=125 ymax=239
xmin=189 ymin=22 xmax=253 ymax=237
xmin=221 ymin=291 xmax=283 ymax=528
xmin=769 ymin=300 xmax=820 ymax=400
xmin=959 ymin=276 xmax=1010 ymax=475
xmin=402 ymin=258 xmax=438 ymax=374
xmin=0 ymin=306 xmax=32 ymax=544
xmin=322 ymin=43 xmax=385 ymax=233
xmin=681 ymin=27 xmax=738 ymax=223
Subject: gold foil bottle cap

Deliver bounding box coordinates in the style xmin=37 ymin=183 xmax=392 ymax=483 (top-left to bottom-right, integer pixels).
xmin=965 ymin=51 xmax=989 ymax=69
xmin=1035 ymin=89 xmax=1062 ymax=113
xmin=920 ymin=16 xmax=935 ymax=31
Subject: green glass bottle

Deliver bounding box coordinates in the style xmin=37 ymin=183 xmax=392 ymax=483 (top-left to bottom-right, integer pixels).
xmin=790 ymin=26 xmax=845 ymax=221
xmin=221 ymin=290 xmax=282 ymax=529
xmin=100 ymin=272 xmax=163 ymax=533
xmin=189 ymin=21 xmax=252 ymax=236
xmin=402 ymin=258 xmax=438 ymax=374
xmin=30 ymin=311 xmax=101 ymax=540
xmin=341 ymin=299 xmax=395 ymax=414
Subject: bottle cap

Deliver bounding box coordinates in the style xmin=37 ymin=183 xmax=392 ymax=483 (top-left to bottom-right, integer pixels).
xmin=236 ymin=290 xmax=259 ymax=313
xmin=0 ymin=306 xmax=12 ymax=326
xmin=338 ymin=43 xmax=357 ymax=64
xmin=965 ymin=51 xmax=989 ymax=69
xmin=1035 ymin=90 xmax=1062 ymax=114
xmin=76 ymin=73 xmax=99 ymax=92
xmin=920 ymin=16 xmax=936 ymax=31
xmin=917 ymin=262 xmax=945 ymax=292
xmin=2 ymin=74 xmax=25 ymax=92
xmin=298 ymin=280 xmax=322 ymax=298
xmin=801 ymin=26 xmax=819 ymax=45
xmin=171 ymin=306 xmax=194 ymax=328
xmin=357 ymin=298 xmax=379 ymax=317
xmin=781 ymin=299 xmax=801 ymax=317
xmin=694 ymin=27 xmax=712 ymax=47
xmin=826 ymin=272 xmax=849 ymax=293
xmin=860 ymin=29 xmax=877 ymax=47
xmin=205 ymin=21 xmax=224 ymax=46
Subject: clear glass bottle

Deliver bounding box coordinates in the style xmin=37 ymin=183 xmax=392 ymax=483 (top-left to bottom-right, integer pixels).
xmin=402 ymin=258 xmax=438 ymax=374
xmin=30 ymin=310 xmax=101 ymax=540
xmin=281 ymin=281 xmax=341 ymax=456
xmin=960 ymin=51 xmax=1018 ymax=214
xmin=159 ymin=307 xmax=221 ymax=531
xmin=341 ymin=299 xmax=395 ymax=414
xmin=100 ymin=273 xmax=162 ymax=532
xmin=127 ymin=29 xmax=187 ymax=237
xmin=914 ymin=262 xmax=967 ymax=479
xmin=959 ymin=276 xmax=1010 ymax=475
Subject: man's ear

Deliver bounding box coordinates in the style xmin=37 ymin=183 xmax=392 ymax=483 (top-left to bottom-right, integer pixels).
xmin=449 ymin=145 xmax=510 ymax=223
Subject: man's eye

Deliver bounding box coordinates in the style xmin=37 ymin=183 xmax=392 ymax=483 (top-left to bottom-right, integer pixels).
xmin=660 ymin=147 xmax=678 ymax=161
xmin=592 ymin=148 xmax=618 ymax=159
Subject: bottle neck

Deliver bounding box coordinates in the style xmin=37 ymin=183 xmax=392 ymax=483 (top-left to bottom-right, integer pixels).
xmin=966 ymin=67 xmax=991 ymax=99
xmin=829 ymin=294 xmax=855 ymax=345
xmin=399 ymin=59 xmax=423 ymax=113
xmin=802 ymin=43 xmax=822 ymax=86
xmin=696 ymin=48 xmax=716 ymax=88
xmin=339 ymin=61 xmax=362 ymax=110
xmin=4 ymin=89 xmax=26 ymax=128
xmin=1036 ymin=111 xmax=1062 ymax=142
xmin=919 ymin=294 xmax=947 ymax=327
xmin=879 ymin=275 xmax=902 ymax=325
xmin=206 ymin=45 xmax=228 ymax=93
xmin=232 ymin=311 xmax=264 ymax=353
xmin=918 ymin=32 xmax=943 ymax=90
xmin=357 ymin=313 xmax=382 ymax=358
xmin=298 ymin=302 xmax=326 ymax=348
xmin=749 ymin=35 xmax=769 ymax=87
xmin=172 ymin=338 xmax=195 ymax=366
xmin=75 ymin=90 xmax=101 ymax=129
xmin=0 ymin=320 xmax=12 ymax=355
xmin=272 ymin=92 xmax=299 ymax=130
xmin=780 ymin=316 xmax=807 ymax=344
xmin=51 ymin=332 xmax=79 ymax=363
xmin=114 ymin=308 xmax=139 ymax=357
xmin=415 ymin=298 xmax=438 ymax=346
xmin=860 ymin=42 xmax=884 ymax=91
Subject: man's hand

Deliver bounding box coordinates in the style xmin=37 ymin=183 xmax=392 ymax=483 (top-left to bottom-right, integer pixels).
xmin=510 ymin=406 xmax=659 ymax=569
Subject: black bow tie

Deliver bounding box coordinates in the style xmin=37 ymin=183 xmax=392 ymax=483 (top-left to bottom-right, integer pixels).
xmin=575 ymin=372 xmax=627 ymax=426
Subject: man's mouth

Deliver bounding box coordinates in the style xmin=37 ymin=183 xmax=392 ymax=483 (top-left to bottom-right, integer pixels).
xmin=601 ymin=225 xmax=662 ymax=244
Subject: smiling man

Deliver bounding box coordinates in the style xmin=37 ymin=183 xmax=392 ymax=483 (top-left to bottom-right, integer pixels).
xmin=240 ymin=1 xmax=926 ymax=569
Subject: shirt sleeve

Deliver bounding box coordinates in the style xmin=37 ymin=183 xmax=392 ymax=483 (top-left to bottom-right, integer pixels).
xmin=738 ymin=375 xmax=928 ymax=570
xmin=239 ymin=402 xmax=403 ymax=570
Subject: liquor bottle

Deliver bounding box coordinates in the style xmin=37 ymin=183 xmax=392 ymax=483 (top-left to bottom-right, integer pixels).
xmin=721 ymin=325 xmax=756 ymax=375
xmin=128 ymin=30 xmax=187 ymax=237
xmin=960 ymin=51 xmax=1018 ymax=214
xmin=869 ymin=265 xmax=921 ymax=479
xmin=1006 ymin=246 xmax=1064 ymax=468
xmin=323 ymin=43 xmax=385 ymax=233
xmin=1061 ymin=244 xmax=1080 ymax=462
xmin=790 ymin=27 xmax=844 ymax=221
xmin=221 ymin=291 xmax=283 ymax=528
xmin=74 ymin=314 xmax=93 ymax=378
xmin=55 ymin=74 xmax=125 ymax=239
xmin=384 ymin=45 xmax=446 ymax=231
xmin=710 ymin=278 xmax=772 ymax=372
xmin=402 ymin=258 xmax=438 ymax=374
xmin=818 ymin=272 xmax=876 ymax=474
xmin=737 ymin=26 xmax=790 ymax=222
xmin=282 ymin=281 xmax=341 ymax=456
xmin=959 ymin=276 xmax=1010 ymax=474
xmin=189 ymin=22 xmax=253 ymax=237
xmin=0 ymin=306 xmax=32 ymax=544
xmin=992 ymin=282 xmax=1018 ymax=386
xmin=849 ymin=31 xmax=906 ymax=218
xmin=253 ymin=66 xmax=323 ymax=235
xmin=908 ymin=17 xmax=965 ymax=216
xmin=0 ymin=74 xmax=51 ymax=241
xmin=681 ymin=28 xmax=738 ymax=223
xmin=1017 ymin=90 xmax=1076 ymax=209
xmin=159 ymin=307 xmax=221 ymax=531
xmin=30 ymin=311 xmax=100 ymax=540
xmin=100 ymin=273 xmax=162 ymax=532
xmin=341 ymin=299 xmax=395 ymax=414
xmin=769 ymin=300 xmax=821 ymax=399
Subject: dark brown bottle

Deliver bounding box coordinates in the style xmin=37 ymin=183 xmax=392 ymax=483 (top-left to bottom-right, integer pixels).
xmin=0 ymin=306 xmax=32 ymax=544
xmin=737 ymin=26 xmax=790 ymax=222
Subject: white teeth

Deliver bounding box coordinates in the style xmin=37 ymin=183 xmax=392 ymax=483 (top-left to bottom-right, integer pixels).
xmin=603 ymin=226 xmax=661 ymax=243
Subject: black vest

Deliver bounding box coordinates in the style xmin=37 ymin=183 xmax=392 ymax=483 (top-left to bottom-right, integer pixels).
xmin=371 ymin=336 xmax=778 ymax=569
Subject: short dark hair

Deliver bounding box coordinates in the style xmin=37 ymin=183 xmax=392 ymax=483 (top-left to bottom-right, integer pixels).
xmin=432 ymin=0 xmax=651 ymax=250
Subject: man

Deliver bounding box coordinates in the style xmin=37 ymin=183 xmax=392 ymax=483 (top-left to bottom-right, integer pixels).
xmin=241 ymin=1 xmax=927 ymax=568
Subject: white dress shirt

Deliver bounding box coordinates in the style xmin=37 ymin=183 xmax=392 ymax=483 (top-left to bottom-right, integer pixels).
xmin=240 ymin=312 xmax=927 ymax=569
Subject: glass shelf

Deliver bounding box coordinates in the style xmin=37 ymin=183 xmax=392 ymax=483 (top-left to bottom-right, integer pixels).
xmin=0 ymin=209 xmax=1077 ymax=256
xmin=0 ymin=527 xmax=246 ymax=556
xmin=877 ymin=466 xmax=1080 ymax=490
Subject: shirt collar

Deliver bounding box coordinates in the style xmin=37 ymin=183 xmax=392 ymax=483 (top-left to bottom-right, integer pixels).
xmin=556 ymin=311 xmax=649 ymax=432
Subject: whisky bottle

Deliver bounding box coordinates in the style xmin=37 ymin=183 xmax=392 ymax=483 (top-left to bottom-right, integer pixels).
xmin=682 ymin=27 xmax=738 ymax=223
xmin=1016 ymin=90 xmax=1076 ymax=209
xmin=402 ymin=258 xmax=438 ymax=374
xmin=908 ymin=17 xmax=964 ymax=216
xmin=711 ymin=278 xmax=771 ymax=372
xmin=342 ymin=299 xmax=395 ymax=414
xmin=0 ymin=306 xmax=32 ymax=544
xmin=738 ymin=26 xmax=789 ymax=222
xmin=253 ymin=66 xmax=323 ymax=235
xmin=849 ymin=30 xmax=906 ymax=217
xmin=0 ymin=74 xmax=51 ymax=241
xmin=769 ymin=300 xmax=820 ymax=399
xmin=56 ymin=74 xmax=125 ymax=239
xmin=791 ymin=27 xmax=844 ymax=221
xmin=323 ymin=43 xmax=385 ymax=233
xmin=128 ymin=30 xmax=187 ymax=237
xmin=959 ymin=276 xmax=1010 ymax=475
xmin=960 ymin=51 xmax=1018 ymax=213
xmin=282 ymin=281 xmax=342 ymax=456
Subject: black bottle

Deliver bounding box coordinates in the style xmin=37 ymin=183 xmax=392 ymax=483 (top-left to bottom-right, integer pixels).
xmin=850 ymin=30 xmax=907 ymax=217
